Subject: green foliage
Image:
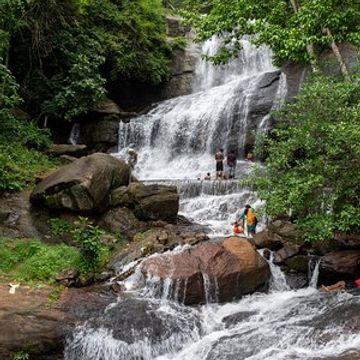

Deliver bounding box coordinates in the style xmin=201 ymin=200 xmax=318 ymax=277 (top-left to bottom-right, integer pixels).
xmin=70 ymin=217 xmax=108 ymax=273
xmin=84 ymin=0 xmax=171 ymax=85
xmin=0 ymin=144 xmax=57 ymax=191
xmin=0 ymin=50 xmax=54 ymax=191
xmin=2 ymin=0 xmax=172 ymax=124
xmin=183 ymin=0 xmax=360 ymax=67
xmin=0 ymin=238 xmax=81 ymax=282
xmin=252 ymin=74 xmax=360 ymax=241
xmin=49 ymin=218 xmax=73 ymax=237
xmin=11 ymin=351 xmax=30 ymax=360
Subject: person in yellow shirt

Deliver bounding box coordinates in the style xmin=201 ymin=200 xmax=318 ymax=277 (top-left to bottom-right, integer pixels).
xmin=239 ymin=204 xmax=258 ymax=236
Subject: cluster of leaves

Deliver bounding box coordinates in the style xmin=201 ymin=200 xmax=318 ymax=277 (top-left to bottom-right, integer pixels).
xmin=0 ymin=237 xmax=81 ymax=282
xmin=0 ymin=57 xmax=55 ymax=191
xmin=182 ymin=0 xmax=360 ymax=66
xmin=251 ymin=74 xmax=360 ymax=241
xmin=11 ymin=352 xmax=30 ymax=360
xmin=70 ymin=217 xmax=108 ymax=273
xmin=50 ymin=217 xmax=109 ymax=273
xmin=2 ymin=0 xmax=172 ymax=124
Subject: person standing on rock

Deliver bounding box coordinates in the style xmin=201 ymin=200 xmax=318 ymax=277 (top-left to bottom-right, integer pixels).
xmin=215 ymin=149 xmax=224 ymax=179
xmin=127 ymin=148 xmax=138 ymax=169
xmin=227 ymin=150 xmax=237 ymax=179
xmin=238 ymin=204 xmax=258 ymax=236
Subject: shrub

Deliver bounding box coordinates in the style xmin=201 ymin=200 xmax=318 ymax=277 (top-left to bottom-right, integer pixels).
xmin=252 ymin=74 xmax=360 ymax=241
xmin=70 ymin=217 xmax=108 ymax=273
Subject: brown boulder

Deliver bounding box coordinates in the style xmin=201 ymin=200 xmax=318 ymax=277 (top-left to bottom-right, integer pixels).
xmin=55 ymin=268 xmax=80 ymax=287
xmin=98 ymin=207 xmax=146 ymax=240
xmin=111 ymin=183 xmax=179 ymax=221
xmin=141 ymin=237 xmax=270 ymax=304
xmin=273 ymin=243 xmax=301 ymax=264
xmin=334 ymin=232 xmax=360 ymax=249
xmin=0 ymin=282 xmax=116 ymax=359
xmin=30 ymin=153 xmax=130 ymax=212
xmin=320 ymin=250 xmax=360 ymax=281
xmin=252 ymin=220 xmax=303 ymax=252
xmin=0 ymin=284 xmax=70 ymax=359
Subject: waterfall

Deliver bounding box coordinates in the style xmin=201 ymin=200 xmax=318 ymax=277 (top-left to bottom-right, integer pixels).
xmin=64 ymin=35 xmax=360 ymax=360
xmin=308 ymin=258 xmax=321 ymax=288
xmin=69 ymin=123 xmax=80 ymax=145
xmin=192 ymin=37 xmax=275 ymax=92
xmin=115 ymin=37 xmax=284 ymax=180
xmin=258 ymin=250 xmax=290 ymax=292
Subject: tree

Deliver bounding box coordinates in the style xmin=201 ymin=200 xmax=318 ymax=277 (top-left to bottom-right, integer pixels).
xmin=183 ymin=0 xmax=360 ymax=75
xmin=251 ymin=74 xmax=360 ymax=241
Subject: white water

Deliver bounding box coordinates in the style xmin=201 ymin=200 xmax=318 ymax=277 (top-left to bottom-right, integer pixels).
xmin=65 ymin=252 xmax=360 ymax=360
xmin=65 ymin=38 xmax=360 ymax=360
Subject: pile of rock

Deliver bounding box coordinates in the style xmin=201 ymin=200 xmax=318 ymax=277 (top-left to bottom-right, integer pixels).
xmin=252 ymin=220 xmax=360 ymax=286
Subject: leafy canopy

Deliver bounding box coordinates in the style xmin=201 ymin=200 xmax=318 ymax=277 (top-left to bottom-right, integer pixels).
xmin=252 ymin=74 xmax=360 ymax=241
xmin=183 ymin=0 xmax=360 ymax=66
xmin=2 ymin=0 xmax=172 ymax=123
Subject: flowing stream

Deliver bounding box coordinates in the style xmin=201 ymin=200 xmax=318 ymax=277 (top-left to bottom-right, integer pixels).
xmin=65 ymin=37 xmax=360 ymax=359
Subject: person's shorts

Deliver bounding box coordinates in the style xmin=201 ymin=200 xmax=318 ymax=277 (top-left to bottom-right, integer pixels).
xmin=216 ymin=161 xmax=223 ymax=172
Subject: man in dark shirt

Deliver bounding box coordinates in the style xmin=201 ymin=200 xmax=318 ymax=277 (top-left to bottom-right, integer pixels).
xmin=215 ymin=149 xmax=224 ymax=179
xmin=227 ymin=150 xmax=237 ymax=179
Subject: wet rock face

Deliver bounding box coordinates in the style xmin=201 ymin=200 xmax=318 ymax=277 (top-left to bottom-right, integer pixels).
xmin=30 ymin=153 xmax=130 ymax=212
xmin=141 ymin=237 xmax=270 ymax=305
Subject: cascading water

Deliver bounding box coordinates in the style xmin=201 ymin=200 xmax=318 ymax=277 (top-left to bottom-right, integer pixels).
xmin=115 ymin=37 xmax=283 ymax=179
xmin=64 ymin=38 xmax=360 ymax=360
xmin=65 ymin=249 xmax=360 ymax=360
xmin=114 ymin=38 xmax=283 ymax=234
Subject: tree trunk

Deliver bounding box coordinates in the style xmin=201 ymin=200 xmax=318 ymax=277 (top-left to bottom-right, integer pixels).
xmin=289 ymin=0 xmax=320 ymax=74
xmin=323 ymin=27 xmax=350 ymax=80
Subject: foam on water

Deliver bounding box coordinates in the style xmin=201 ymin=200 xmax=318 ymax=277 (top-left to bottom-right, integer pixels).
xmin=64 ymin=36 xmax=360 ymax=360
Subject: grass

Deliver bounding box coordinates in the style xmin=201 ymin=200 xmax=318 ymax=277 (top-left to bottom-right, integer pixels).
xmin=0 ymin=237 xmax=81 ymax=283
xmin=0 ymin=143 xmax=60 ymax=191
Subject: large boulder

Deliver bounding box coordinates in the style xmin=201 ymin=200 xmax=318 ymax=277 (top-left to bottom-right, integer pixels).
xmin=98 ymin=207 xmax=146 ymax=240
xmin=320 ymin=250 xmax=360 ymax=283
xmin=30 ymin=153 xmax=130 ymax=212
xmin=141 ymin=237 xmax=270 ymax=305
xmin=252 ymin=220 xmax=303 ymax=252
xmin=334 ymin=232 xmax=360 ymax=249
xmin=110 ymin=183 xmax=179 ymax=221
xmin=0 ymin=283 xmax=115 ymax=359
xmin=0 ymin=285 xmax=70 ymax=359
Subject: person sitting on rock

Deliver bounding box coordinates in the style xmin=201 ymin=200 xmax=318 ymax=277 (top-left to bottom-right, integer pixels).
xmin=204 ymin=172 xmax=211 ymax=180
xmin=320 ymin=281 xmax=346 ymax=292
xmin=233 ymin=222 xmax=244 ymax=235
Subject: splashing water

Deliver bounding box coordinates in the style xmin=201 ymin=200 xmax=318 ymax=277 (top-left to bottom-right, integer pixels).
xmin=309 ymin=259 xmax=321 ymax=289
xmin=64 ymin=37 xmax=360 ymax=360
